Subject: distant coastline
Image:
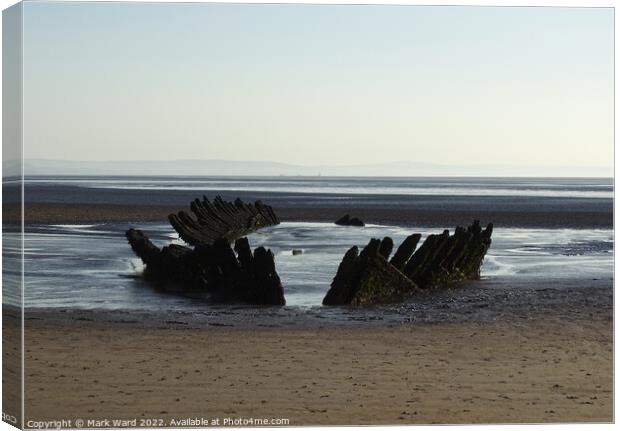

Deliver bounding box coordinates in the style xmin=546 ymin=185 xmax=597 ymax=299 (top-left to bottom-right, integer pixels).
xmin=3 ymin=158 xmax=613 ymax=178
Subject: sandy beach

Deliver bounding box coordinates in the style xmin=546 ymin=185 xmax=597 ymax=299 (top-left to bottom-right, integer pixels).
xmin=2 ymin=311 xmax=22 ymax=427
xmin=19 ymin=312 xmax=612 ymax=426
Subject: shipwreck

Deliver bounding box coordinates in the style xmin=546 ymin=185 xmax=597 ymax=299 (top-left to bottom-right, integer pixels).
xmin=126 ymin=196 xmax=493 ymax=307
xmin=323 ymin=221 xmax=493 ymax=306
xmin=126 ymin=196 xmax=285 ymax=305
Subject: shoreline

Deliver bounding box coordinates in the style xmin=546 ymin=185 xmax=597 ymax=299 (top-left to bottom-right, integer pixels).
xmin=10 ymin=276 xmax=613 ymax=329
xmin=3 ymin=202 xmax=614 ymax=228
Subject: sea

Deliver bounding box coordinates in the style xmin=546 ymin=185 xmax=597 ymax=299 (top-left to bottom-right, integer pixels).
xmin=2 ymin=176 xmax=614 ymax=323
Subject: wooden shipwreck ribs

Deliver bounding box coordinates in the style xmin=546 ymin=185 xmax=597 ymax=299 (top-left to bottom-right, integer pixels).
xmin=323 ymin=221 xmax=494 ymax=306
xmin=169 ymin=196 xmax=280 ymax=246
xmin=126 ymin=195 xmax=494 ymax=307
xmin=126 ymin=196 xmax=285 ymax=305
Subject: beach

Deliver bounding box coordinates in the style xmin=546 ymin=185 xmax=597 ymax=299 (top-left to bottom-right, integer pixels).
xmin=20 ymin=311 xmax=612 ymax=425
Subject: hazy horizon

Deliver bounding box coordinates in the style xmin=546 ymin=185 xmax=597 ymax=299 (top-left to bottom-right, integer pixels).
xmin=9 ymin=3 xmax=615 ymax=174
xmin=5 ymin=157 xmax=612 ymax=178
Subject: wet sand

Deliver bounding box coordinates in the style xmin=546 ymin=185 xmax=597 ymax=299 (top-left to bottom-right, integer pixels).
xmin=3 ymin=202 xmax=613 ymax=228
xmin=20 ymin=314 xmax=612 ymax=425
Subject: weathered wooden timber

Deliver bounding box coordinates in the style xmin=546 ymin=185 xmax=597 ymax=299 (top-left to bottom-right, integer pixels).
xmin=335 ymin=214 xmax=365 ymax=227
xmin=126 ymin=197 xmax=284 ymax=305
xmin=322 ymin=237 xmax=418 ymax=306
xmin=323 ymin=221 xmax=493 ymax=306
xmin=169 ymin=196 xmax=280 ymax=246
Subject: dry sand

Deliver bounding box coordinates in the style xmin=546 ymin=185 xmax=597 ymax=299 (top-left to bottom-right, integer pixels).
xmin=20 ymin=316 xmax=612 ymax=426
xmin=2 ymin=312 xmax=22 ymax=426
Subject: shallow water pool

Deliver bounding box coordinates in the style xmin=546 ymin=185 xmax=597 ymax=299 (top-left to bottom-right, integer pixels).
xmin=2 ymin=222 xmax=613 ymax=310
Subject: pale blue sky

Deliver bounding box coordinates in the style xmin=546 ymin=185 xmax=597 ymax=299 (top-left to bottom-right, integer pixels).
xmin=20 ymin=2 xmax=613 ymax=171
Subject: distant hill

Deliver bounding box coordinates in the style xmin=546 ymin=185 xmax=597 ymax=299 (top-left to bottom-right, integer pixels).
xmin=2 ymin=158 xmax=612 ymax=178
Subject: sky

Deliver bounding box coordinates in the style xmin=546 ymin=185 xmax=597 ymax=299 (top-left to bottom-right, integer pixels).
xmin=15 ymin=2 xmax=614 ymax=172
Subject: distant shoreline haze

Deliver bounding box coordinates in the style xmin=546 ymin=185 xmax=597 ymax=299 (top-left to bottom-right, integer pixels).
xmin=2 ymin=159 xmax=613 ymax=178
